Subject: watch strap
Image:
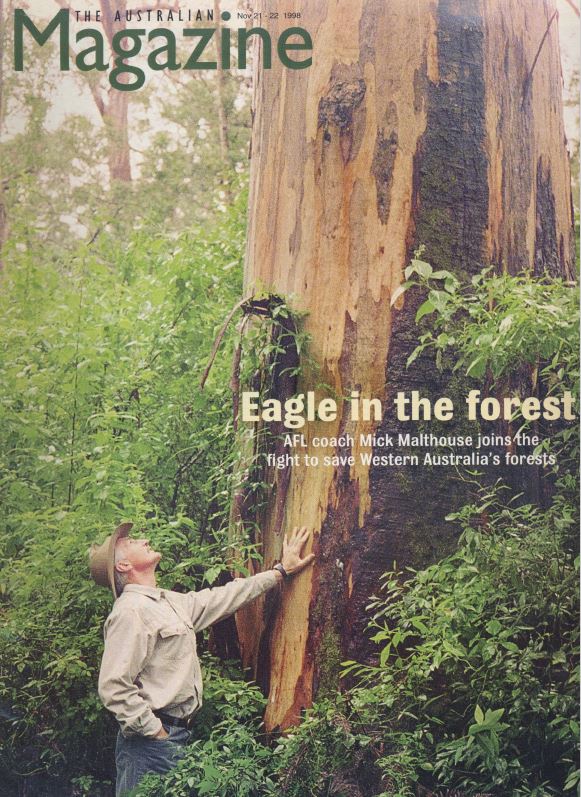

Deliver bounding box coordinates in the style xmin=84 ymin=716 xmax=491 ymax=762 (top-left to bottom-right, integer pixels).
xmin=273 ymin=563 xmax=289 ymax=579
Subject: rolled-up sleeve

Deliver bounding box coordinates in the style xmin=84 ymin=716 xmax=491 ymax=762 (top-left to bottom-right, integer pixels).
xmin=98 ymin=607 xmax=163 ymax=738
xmin=186 ymin=571 xmax=279 ymax=632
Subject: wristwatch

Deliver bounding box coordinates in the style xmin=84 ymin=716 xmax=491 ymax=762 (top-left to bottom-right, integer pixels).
xmin=273 ymin=563 xmax=289 ymax=579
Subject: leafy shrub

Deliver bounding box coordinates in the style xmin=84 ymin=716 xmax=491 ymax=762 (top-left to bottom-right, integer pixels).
xmin=134 ymin=667 xmax=273 ymax=797
xmin=399 ymin=261 xmax=579 ymax=478
xmin=341 ymin=265 xmax=580 ymax=795
xmin=400 ymin=260 xmax=578 ymax=392
xmin=345 ymin=487 xmax=579 ymax=795
xmin=0 ymin=195 xmax=250 ymax=789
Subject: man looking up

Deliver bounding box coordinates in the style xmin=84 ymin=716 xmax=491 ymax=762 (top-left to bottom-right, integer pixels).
xmin=89 ymin=522 xmax=315 ymax=796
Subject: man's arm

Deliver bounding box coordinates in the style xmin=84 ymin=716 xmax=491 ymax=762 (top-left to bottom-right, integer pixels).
xmin=186 ymin=570 xmax=279 ymax=632
xmin=98 ymin=607 xmax=166 ymax=738
xmin=186 ymin=527 xmax=315 ymax=632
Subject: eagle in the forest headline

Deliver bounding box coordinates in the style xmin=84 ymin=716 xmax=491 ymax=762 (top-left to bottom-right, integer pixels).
xmin=242 ymin=390 xmax=577 ymax=428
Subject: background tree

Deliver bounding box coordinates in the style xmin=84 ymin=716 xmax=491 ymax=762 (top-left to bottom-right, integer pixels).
xmin=235 ymin=0 xmax=576 ymax=731
xmin=54 ymin=0 xmax=132 ymax=182
xmin=0 ymin=3 xmax=250 ymax=263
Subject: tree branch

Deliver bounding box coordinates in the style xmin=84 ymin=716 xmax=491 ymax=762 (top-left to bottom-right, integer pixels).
xmin=67 ymin=45 xmax=106 ymax=117
xmin=562 ymin=0 xmax=580 ymax=18
xmin=199 ymin=295 xmax=253 ymax=389
xmin=86 ymin=205 xmax=123 ymax=245
xmin=83 ymin=75 xmax=106 ymax=119
xmin=170 ymin=448 xmax=206 ymax=514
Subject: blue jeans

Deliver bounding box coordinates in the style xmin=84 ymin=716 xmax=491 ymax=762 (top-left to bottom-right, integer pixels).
xmin=115 ymin=724 xmax=191 ymax=796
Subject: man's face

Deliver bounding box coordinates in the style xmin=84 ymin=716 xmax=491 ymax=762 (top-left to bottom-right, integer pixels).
xmin=115 ymin=536 xmax=161 ymax=577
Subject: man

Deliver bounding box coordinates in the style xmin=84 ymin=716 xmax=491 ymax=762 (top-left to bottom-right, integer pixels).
xmin=89 ymin=522 xmax=314 ymax=797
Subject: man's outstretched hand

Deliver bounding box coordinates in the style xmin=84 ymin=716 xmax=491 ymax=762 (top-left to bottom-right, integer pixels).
xmin=280 ymin=526 xmax=315 ymax=576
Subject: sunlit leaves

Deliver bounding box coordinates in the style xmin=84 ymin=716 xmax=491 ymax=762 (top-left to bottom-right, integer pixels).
xmin=0 ymin=196 xmax=250 ymax=783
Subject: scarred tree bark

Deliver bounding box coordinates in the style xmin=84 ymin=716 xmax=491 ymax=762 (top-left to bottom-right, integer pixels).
xmin=235 ymin=0 xmax=575 ymax=731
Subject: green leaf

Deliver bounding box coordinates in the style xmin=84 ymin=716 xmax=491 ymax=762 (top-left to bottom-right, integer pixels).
xmin=485 ymin=708 xmax=505 ymax=723
xmin=390 ymin=284 xmax=407 ymax=307
xmin=486 ymin=619 xmax=502 ymax=636
xmin=412 ymin=259 xmax=433 ymax=279
xmin=415 ymin=300 xmax=435 ymax=322
xmin=411 ymin=617 xmax=429 ymax=634
xmin=466 ymin=355 xmax=486 ymax=378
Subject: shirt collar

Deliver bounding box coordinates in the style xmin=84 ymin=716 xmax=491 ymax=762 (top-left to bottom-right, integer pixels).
xmin=123 ymin=584 xmax=164 ymax=601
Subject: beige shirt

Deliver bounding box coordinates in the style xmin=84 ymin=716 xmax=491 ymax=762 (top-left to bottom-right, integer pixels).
xmin=98 ymin=571 xmax=279 ymax=737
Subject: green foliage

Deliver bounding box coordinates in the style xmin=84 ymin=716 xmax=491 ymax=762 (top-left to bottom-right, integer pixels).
xmin=134 ymin=665 xmax=273 ymax=797
xmin=401 ymin=260 xmax=578 ymax=395
xmin=2 ymin=236 xmax=577 ymax=796
xmin=1 ymin=14 xmax=251 ymax=263
xmin=337 ymin=264 xmax=580 ymax=796
xmin=399 ymin=261 xmax=579 ymax=486
xmin=128 ymin=474 xmax=580 ymax=796
xmin=267 ymin=698 xmax=391 ymax=797
xmin=0 ymin=194 xmax=251 ymax=787
xmin=344 ymin=488 xmax=579 ymax=794
xmin=1 ymin=31 xmax=578 ymax=792
xmin=135 ymin=694 xmax=387 ymax=797
xmin=228 ymin=293 xmax=309 ymax=539
xmin=136 ymin=723 xmax=273 ymax=797
xmin=134 ymin=68 xmax=251 ymax=228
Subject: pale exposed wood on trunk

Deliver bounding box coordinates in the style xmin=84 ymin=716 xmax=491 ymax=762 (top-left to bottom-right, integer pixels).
xmin=483 ymin=0 xmax=574 ymax=277
xmin=237 ymin=0 xmax=575 ymax=731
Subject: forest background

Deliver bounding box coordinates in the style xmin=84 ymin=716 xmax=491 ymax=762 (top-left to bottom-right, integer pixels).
xmin=0 ymin=1 xmax=579 ymax=796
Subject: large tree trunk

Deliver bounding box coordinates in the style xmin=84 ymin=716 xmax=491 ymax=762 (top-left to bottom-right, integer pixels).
xmin=236 ymin=0 xmax=575 ymax=731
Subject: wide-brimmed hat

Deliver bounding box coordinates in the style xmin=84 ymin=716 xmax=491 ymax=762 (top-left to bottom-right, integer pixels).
xmin=89 ymin=522 xmax=133 ymax=598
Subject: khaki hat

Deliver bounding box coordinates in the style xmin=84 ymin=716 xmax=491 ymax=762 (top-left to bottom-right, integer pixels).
xmin=89 ymin=522 xmax=133 ymax=598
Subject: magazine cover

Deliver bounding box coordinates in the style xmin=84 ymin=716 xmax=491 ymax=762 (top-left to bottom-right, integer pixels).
xmin=0 ymin=1 xmax=579 ymax=795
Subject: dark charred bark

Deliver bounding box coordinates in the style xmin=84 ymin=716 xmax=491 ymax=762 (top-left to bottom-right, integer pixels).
xmin=237 ymin=0 xmax=575 ymax=730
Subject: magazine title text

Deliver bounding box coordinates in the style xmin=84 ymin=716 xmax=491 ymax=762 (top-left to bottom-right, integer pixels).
xmin=13 ymin=9 xmax=313 ymax=91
